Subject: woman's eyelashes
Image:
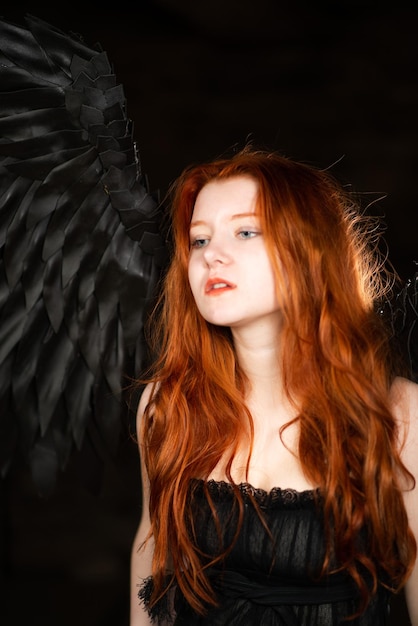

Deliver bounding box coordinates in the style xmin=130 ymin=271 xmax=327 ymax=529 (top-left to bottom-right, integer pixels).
xmin=189 ymin=227 xmax=262 ymax=248
xmin=190 ymin=237 xmax=209 ymax=249
xmin=236 ymin=228 xmax=261 ymax=239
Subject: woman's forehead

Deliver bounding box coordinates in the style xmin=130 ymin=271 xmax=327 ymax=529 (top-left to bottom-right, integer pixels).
xmin=192 ymin=176 xmax=259 ymax=216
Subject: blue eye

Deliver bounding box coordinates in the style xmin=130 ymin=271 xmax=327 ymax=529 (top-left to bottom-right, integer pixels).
xmin=238 ymin=230 xmax=259 ymax=239
xmin=190 ymin=238 xmax=209 ymax=249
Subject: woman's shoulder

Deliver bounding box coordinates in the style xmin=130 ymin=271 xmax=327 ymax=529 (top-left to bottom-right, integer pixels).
xmin=390 ymin=376 xmax=418 ymax=418
xmin=136 ymin=381 xmax=161 ymax=435
xmin=390 ymin=381 xmax=418 ymax=620
xmin=390 ymin=376 xmax=418 ymax=468
xmin=137 ymin=382 xmax=158 ymax=416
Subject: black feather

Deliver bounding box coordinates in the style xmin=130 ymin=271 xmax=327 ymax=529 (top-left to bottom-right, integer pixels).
xmin=0 ymin=15 xmax=166 ymax=496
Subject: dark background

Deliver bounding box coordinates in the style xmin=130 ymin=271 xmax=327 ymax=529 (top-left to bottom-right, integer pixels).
xmin=1 ymin=1 xmax=417 ymax=624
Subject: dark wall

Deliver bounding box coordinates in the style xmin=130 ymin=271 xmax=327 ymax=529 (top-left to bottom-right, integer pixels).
xmin=2 ymin=2 xmax=417 ymax=624
xmin=5 ymin=0 xmax=418 ymax=276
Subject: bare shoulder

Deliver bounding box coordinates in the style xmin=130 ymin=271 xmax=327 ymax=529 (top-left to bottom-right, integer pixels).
xmin=390 ymin=376 xmax=418 ymax=469
xmin=137 ymin=382 xmax=157 ymax=417
xmin=136 ymin=382 xmax=159 ymax=437
xmin=390 ymin=376 xmax=418 ymax=422
xmin=390 ymin=380 xmax=418 ymax=622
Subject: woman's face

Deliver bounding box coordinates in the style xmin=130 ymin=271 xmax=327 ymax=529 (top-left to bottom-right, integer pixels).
xmin=187 ymin=176 xmax=281 ymax=333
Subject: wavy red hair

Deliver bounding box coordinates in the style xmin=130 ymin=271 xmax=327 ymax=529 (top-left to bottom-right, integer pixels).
xmin=139 ymin=148 xmax=416 ymax=615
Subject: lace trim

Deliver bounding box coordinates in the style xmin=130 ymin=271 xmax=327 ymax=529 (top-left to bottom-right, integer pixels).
xmin=192 ymin=478 xmax=320 ymax=508
xmin=138 ymin=576 xmax=176 ymax=624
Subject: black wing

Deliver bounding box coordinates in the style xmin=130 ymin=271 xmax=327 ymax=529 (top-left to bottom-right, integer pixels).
xmin=0 ymin=15 xmax=166 ymax=495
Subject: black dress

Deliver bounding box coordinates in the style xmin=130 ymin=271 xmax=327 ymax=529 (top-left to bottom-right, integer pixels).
xmin=139 ymin=479 xmax=392 ymax=625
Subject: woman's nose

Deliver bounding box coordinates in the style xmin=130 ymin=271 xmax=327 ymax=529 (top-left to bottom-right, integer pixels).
xmin=202 ymin=239 xmax=229 ymax=266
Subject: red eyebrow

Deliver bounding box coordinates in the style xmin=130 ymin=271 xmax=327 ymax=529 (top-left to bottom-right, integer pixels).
xmin=190 ymin=212 xmax=259 ymax=228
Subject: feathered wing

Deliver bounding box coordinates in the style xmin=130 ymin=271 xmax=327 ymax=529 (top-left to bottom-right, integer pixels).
xmin=0 ymin=15 xmax=416 ymax=498
xmin=0 ymin=15 xmax=166 ymax=495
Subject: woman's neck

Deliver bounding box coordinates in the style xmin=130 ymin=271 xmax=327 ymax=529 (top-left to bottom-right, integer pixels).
xmin=231 ymin=324 xmax=291 ymax=423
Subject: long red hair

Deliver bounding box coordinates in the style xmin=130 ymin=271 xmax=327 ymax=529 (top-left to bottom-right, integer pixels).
xmin=139 ymin=148 xmax=416 ymax=614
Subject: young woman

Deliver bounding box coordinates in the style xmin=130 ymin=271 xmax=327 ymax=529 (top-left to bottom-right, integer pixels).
xmin=130 ymin=148 xmax=418 ymax=625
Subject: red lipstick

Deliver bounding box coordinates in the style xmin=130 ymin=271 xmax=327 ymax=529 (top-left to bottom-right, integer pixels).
xmin=205 ymin=277 xmax=236 ymax=295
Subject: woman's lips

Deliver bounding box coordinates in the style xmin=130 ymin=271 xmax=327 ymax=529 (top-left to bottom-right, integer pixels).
xmin=205 ymin=278 xmax=236 ymax=294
